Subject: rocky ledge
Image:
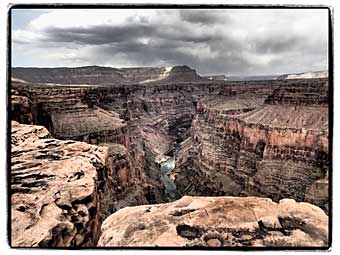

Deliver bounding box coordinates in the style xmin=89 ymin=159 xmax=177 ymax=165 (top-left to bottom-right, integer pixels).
xmin=98 ymin=196 xmax=328 ymax=248
xmin=11 ymin=121 xmax=117 ymax=247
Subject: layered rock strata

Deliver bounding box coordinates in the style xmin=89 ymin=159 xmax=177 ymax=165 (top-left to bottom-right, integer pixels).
xmin=12 ymin=65 xmax=206 ymax=85
xmin=264 ymin=80 xmax=328 ymax=106
xmin=11 ymin=122 xmax=147 ymax=247
xmin=11 ymin=81 xmax=168 ymax=205
xmin=98 ymin=196 xmax=328 ymax=247
xmin=184 ymin=80 xmax=329 ymax=211
xmin=11 ymin=77 xmax=329 ymax=209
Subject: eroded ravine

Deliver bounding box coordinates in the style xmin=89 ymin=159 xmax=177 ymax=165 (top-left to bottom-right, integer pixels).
xmin=10 ymin=68 xmax=329 ymax=247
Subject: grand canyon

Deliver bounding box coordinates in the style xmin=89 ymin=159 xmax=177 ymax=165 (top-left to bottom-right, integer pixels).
xmin=10 ymin=65 xmax=329 ymax=248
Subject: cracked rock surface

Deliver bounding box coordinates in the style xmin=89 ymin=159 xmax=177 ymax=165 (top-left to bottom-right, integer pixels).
xmin=98 ymin=196 xmax=328 ymax=247
xmin=11 ymin=121 xmax=110 ymax=247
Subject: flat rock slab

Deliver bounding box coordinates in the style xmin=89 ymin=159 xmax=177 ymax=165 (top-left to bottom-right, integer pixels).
xmin=98 ymin=196 xmax=328 ymax=247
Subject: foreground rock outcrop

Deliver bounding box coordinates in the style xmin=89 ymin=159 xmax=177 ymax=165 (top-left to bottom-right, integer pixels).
xmin=98 ymin=196 xmax=328 ymax=247
xmin=11 ymin=121 xmax=148 ymax=247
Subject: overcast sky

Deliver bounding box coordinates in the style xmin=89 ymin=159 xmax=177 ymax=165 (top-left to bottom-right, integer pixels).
xmin=11 ymin=8 xmax=329 ymax=76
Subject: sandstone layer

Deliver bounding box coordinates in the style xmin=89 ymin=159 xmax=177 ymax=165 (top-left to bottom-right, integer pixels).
xmin=98 ymin=196 xmax=328 ymax=247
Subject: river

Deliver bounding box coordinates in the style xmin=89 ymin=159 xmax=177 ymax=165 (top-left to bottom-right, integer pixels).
xmin=159 ymin=157 xmax=177 ymax=195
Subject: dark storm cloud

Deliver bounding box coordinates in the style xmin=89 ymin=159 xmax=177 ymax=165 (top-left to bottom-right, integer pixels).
xmin=44 ymin=24 xmax=156 ymax=45
xmin=179 ymin=10 xmax=229 ymax=25
xmin=91 ymin=37 xmax=199 ymax=64
xmin=28 ymin=13 xmax=238 ymax=74
xmin=41 ymin=26 xmax=244 ymax=74
xmin=40 ymin=22 xmax=320 ymax=74
xmin=87 ymin=35 xmax=250 ymax=75
xmin=12 ymin=9 xmax=328 ymax=75
xmin=42 ymin=21 xmax=224 ymax=46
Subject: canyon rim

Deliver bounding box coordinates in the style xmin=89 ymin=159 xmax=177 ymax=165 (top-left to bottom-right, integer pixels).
xmin=9 ymin=6 xmax=331 ymax=249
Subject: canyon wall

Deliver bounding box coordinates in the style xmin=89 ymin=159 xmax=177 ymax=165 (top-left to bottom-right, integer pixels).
xmin=11 ymin=77 xmax=329 ymax=211
xmin=183 ymin=79 xmax=329 ymax=211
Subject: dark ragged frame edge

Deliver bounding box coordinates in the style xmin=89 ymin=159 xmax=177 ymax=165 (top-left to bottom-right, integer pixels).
xmin=6 ymin=3 xmax=334 ymax=251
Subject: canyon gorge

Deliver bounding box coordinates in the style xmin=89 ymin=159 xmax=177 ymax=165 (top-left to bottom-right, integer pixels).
xmin=10 ymin=65 xmax=330 ymax=248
